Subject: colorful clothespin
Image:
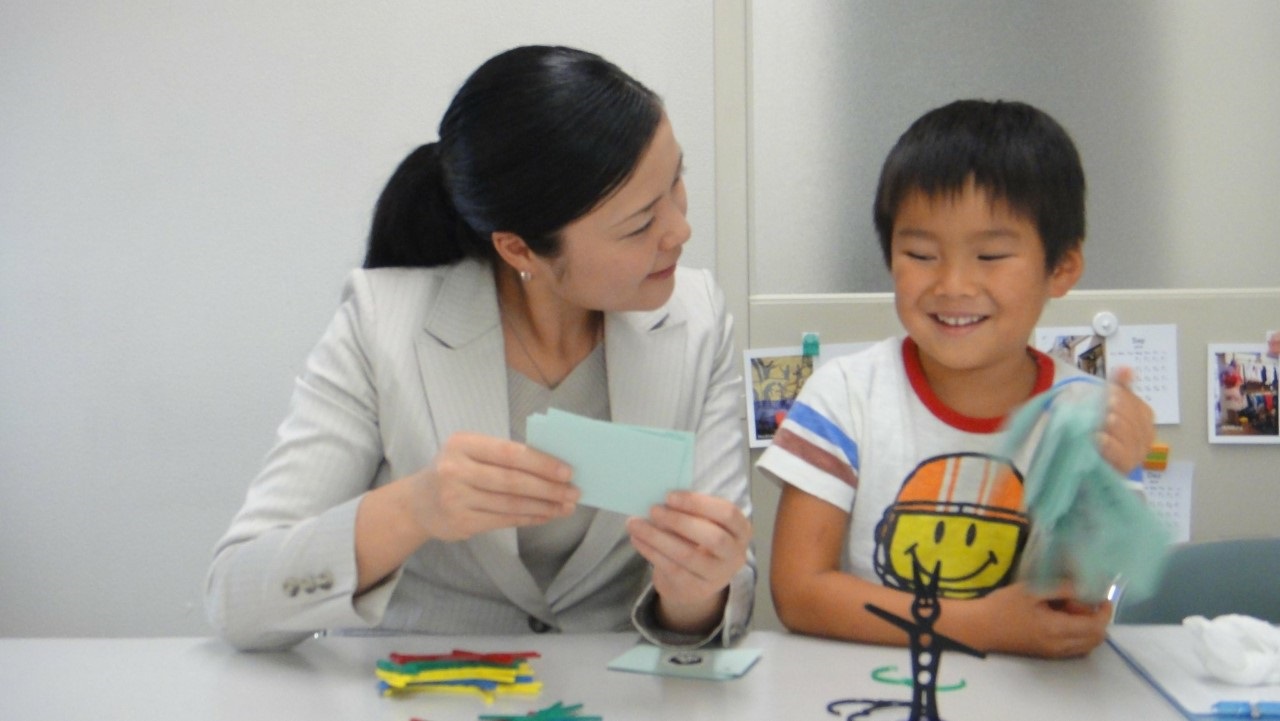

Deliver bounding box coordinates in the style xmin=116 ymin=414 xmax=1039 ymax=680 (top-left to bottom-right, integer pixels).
xmin=801 ymin=332 xmax=820 ymax=360
xmin=377 ymin=649 xmax=544 ymax=704
xmin=1142 ymin=442 xmax=1170 ymax=471
xmin=479 ymin=700 xmax=603 ymax=720
xmin=390 ymin=649 xmax=541 ymax=665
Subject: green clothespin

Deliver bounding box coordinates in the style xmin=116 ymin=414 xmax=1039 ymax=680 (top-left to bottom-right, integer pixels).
xmin=478 ymin=701 xmax=603 ymax=721
xmin=801 ymin=332 xmax=820 ymax=358
xmin=799 ymin=332 xmax=820 ymax=387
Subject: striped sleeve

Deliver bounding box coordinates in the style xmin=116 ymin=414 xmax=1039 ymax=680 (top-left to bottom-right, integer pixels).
xmin=756 ymin=362 xmax=863 ymax=511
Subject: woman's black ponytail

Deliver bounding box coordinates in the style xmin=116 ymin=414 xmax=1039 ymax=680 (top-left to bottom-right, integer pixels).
xmin=363 ymin=143 xmax=485 ymax=269
xmin=362 ymin=46 xmax=663 ymax=269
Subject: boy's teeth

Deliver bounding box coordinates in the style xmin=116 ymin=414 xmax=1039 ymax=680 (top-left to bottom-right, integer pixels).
xmin=938 ymin=315 xmax=982 ymax=326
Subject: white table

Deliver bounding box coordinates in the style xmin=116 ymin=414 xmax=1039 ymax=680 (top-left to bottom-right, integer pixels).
xmin=0 ymin=629 xmax=1184 ymax=720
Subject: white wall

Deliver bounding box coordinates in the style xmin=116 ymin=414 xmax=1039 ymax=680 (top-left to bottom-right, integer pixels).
xmin=749 ymin=0 xmax=1280 ymax=293
xmin=0 ymin=1 xmax=716 ymax=637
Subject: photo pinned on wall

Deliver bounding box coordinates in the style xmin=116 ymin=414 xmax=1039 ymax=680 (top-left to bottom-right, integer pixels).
xmin=1267 ymin=330 xmax=1280 ymax=360
xmin=1034 ymin=324 xmax=1180 ymax=424
xmin=744 ymin=347 xmax=812 ymax=449
xmin=1042 ymin=331 xmax=1109 ymax=377
xmin=743 ymin=342 xmax=872 ymax=448
xmin=1208 ymin=344 xmax=1279 ymax=444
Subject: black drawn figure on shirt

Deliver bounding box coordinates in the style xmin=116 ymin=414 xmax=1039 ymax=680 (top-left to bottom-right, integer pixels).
xmin=827 ymin=558 xmax=986 ymax=721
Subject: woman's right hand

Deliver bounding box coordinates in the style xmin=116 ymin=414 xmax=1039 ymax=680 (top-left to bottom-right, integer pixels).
xmin=408 ymin=432 xmax=579 ymax=542
xmin=356 ymin=432 xmax=577 ymax=592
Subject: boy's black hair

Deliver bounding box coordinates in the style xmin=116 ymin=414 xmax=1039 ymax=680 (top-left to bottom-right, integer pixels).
xmin=872 ymin=99 xmax=1085 ymax=271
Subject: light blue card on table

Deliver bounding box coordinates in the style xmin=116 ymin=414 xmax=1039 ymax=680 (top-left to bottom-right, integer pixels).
xmin=525 ymin=409 xmax=694 ymax=517
xmin=607 ymin=643 xmax=762 ymax=681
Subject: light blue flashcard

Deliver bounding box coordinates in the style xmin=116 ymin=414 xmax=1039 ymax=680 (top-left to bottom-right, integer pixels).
xmin=607 ymin=643 xmax=762 ymax=681
xmin=525 ymin=409 xmax=694 ymax=517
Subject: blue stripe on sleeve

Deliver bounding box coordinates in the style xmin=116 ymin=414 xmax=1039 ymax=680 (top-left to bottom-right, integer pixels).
xmin=784 ymin=401 xmax=861 ymax=471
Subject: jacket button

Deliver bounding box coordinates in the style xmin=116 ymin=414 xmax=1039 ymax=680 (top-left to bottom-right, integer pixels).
xmin=527 ymin=616 xmax=552 ymax=633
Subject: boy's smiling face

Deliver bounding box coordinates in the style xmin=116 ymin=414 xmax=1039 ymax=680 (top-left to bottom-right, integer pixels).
xmin=890 ymin=180 xmax=1082 ymax=394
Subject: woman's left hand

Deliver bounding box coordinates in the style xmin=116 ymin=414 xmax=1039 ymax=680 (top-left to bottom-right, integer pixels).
xmin=626 ymin=491 xmax=752 ymax=634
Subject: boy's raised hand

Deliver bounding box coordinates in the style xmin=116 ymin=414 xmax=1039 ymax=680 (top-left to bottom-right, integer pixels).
xmin=1096 ymin=367 xmax=1156 ymax=474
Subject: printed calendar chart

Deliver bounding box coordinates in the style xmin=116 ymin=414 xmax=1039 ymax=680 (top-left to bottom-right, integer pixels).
xmin=1035 ymin=323 xmax=1180 ymax=424
xmin=1142 ymin=461 xmax=1193 ymax=543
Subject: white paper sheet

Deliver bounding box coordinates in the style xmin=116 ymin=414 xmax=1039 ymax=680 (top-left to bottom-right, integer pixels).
xmin=1109 ymin=625 xmax=1280 ymax=718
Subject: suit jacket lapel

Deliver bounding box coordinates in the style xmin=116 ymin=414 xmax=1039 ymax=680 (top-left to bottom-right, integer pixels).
xmin=545 ymin=302 xmax=689 ymax=605
xmin=413 ymin=260 xmax=551 ymax=621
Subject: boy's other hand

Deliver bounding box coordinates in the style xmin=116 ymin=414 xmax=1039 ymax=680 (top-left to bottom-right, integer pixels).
xmin=980 ymin=581 xmax=1112 ymax=658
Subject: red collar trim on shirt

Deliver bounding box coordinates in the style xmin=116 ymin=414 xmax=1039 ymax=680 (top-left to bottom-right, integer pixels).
xmin=902 ymin=336 xmax=1056 ymax=433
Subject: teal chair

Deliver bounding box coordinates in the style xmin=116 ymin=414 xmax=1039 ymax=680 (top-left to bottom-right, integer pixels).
xmin=1114 ymin=537 xmax=1280 ymax=624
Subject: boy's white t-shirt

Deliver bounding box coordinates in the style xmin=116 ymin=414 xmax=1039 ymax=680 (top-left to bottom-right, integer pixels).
xmin=757 ymin=336 xmax=1091 ymax=599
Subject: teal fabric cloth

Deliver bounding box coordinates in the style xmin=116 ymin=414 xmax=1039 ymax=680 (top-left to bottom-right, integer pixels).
xmin=1001 ymin=380 xmax=1169 ymax=604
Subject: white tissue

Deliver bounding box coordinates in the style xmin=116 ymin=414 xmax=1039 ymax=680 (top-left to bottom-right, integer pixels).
xmin=1183 ymin=614 xmax=1280 ymax=686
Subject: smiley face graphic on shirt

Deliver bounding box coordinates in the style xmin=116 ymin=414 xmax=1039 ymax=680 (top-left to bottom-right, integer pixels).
xmin=873 ymin=452 xmax=1028 ymax=599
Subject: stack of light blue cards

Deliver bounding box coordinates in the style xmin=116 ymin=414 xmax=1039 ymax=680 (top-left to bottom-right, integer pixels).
xmin=525 ymin=409 xmax=694 ymax=517
xmin=607 ymin=643 xmax=762 ymax=681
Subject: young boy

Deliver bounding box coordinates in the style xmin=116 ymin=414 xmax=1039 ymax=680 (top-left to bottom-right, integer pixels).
xmin=757 ymin=100 xmax=1155 ymax=659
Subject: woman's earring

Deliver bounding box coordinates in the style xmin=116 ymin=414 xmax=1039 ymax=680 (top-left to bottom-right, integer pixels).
xmin=519 ymin=270 xmax=532 ymax=282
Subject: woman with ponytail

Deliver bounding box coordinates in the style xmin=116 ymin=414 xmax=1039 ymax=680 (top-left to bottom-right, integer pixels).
xmin=206 ymin=46 xmax=753 ymax=652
